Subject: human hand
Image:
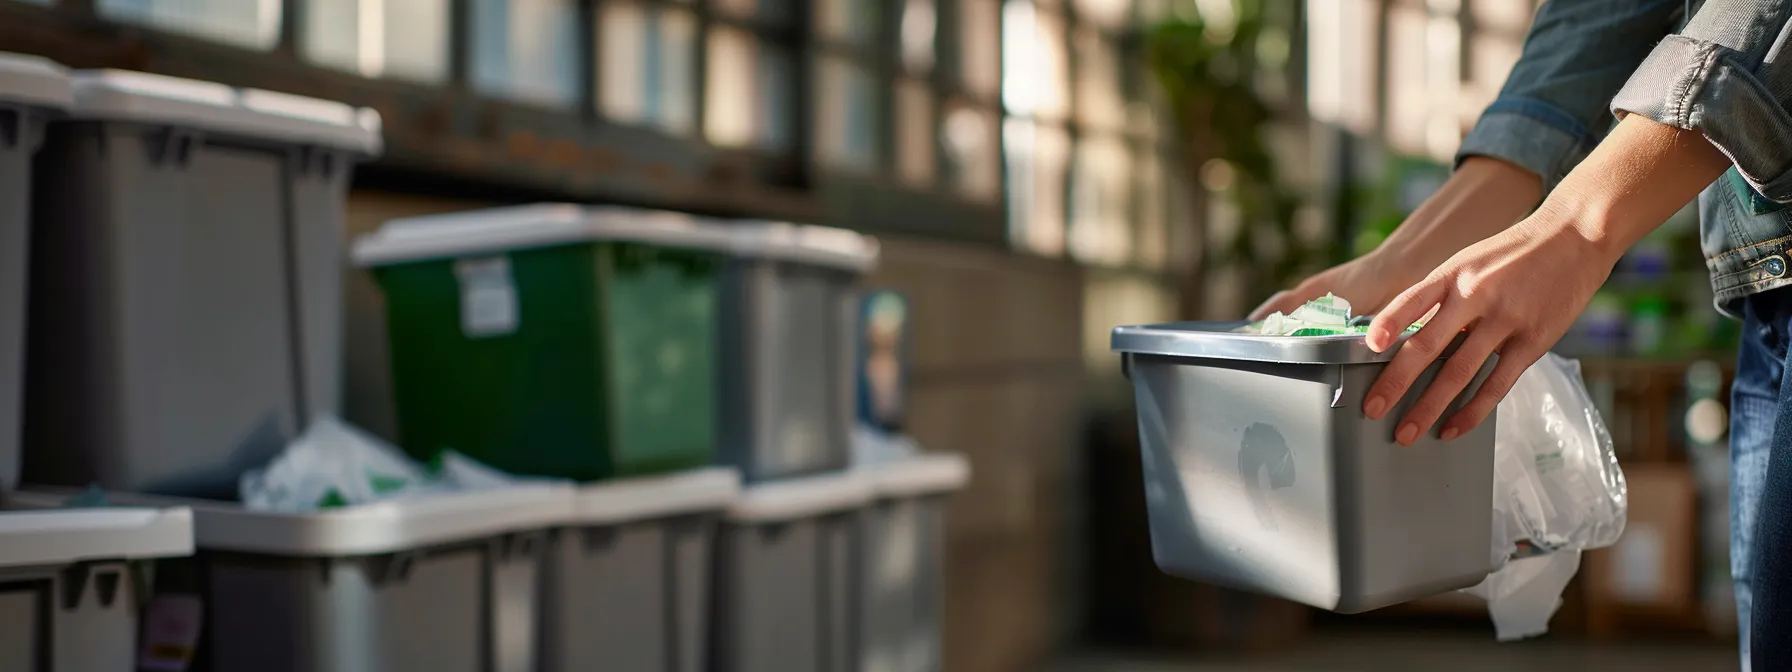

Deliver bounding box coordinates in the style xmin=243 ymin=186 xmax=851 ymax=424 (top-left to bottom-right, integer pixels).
xmin=1250 ymin=157 xmax=1542 ymax=321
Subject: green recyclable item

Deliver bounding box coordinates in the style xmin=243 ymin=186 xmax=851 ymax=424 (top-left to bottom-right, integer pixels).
xmin=354 ymin=206 xmax=733 ymax=482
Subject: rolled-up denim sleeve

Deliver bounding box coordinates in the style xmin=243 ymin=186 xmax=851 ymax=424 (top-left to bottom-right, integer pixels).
xmin=1613 ymin=1 xmax=1792 ymax=203
xmin=1458 ymin=0 xmax=1683 ymax=193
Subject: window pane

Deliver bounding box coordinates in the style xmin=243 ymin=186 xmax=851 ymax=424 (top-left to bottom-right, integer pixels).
xmin=958 ymin=0 xmax=1002 ymax=97
xmin=601 ymin=1 xmax=699 ymax=135
xmin=815 ymin=0 xmax=880 ymax=47
xmin=814 ymin=56 xmax=880 ymax=171
xmin=1469 ymin=0 xmax=1533 ymax=33
xmin=896 ymin=79 xmax=936 ymax=186
xmin=1304 ymin=0 xmax=1379 ymax=134
xmin=1384 ymin=4 xmax=1428 ymax=155
xmin=1069 ymin=135 xmax=1130 ymax=266
xmin=1073 ymin=0 xmax=1129 ymax=27
xmin=1073 ymin=27 xmax=1125 ymax=131
xmin=304 ymin=0 xmax=450 ymax=83
xmin=944 ymin=103 xmax=999 ymax=201
xmin=899 ymin=0 xmax=937 ymax=73
xmin=705 ymin=27 xmax=795 ymax=152
xmin=471 ymin=0 xmax=581 ymax=108
xmin=1136 ymin=148 xmax=1167 ymax=270
xmin=1004 ymin=118 xmax=1069 ymax=256
xmin=1002 ymin=1 xmax=1069 ymax=119
xmin=97 ymin=0 xmax=282 ymax=50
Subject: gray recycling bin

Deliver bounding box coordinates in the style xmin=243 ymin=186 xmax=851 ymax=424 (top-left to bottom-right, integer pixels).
xmin=0 ymin=506 xmax=195 ymax=672
xmin=12 ymin=483 xmax=566 ymax=672
xmin=24 ymin=70 xmax=382 ymax=498
xmin=857 ymin=452 xmax=968 ymax=672
xmin=544 ymin=467 xmax=739 ymax=672
xmin=0 ymin=54 xmax=71 ymax=491
xmin=719 ymin=222 xmax=878 ymax=483
xmin=713 ymin=471 xmax=873 ymax=672
xmin=1110 ymin=322 xmax=1498 ymax=613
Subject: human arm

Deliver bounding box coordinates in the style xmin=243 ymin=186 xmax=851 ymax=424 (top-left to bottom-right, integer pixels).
xmin=1362 ymin=114 xmax=1731 ymax=445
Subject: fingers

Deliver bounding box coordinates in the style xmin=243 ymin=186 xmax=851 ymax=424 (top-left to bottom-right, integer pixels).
xmin=1392 ymin=327 xmax=1504 ymax=446
xmin=1362 ymin=297 xmax=1469 ymax=426
xmin=1366 ymin=279 xmax=1447 ymax=352
xmin=1250 ymin=289 xmax=1306 ymax=321
xmin=1441 ymin=344 xmax=1543 ymax=439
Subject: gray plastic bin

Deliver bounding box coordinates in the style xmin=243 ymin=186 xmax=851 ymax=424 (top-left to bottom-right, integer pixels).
xmin=857 ymin=453 xmax=968 ymax=672
xmin=0 ymin=54 xmax=71 ymax=492
xmin=0 ymin=506 xmax=195 ymax=672
xmin=1110 ymin=322 xmax=1498 ymax=613
xmin=719 ymin=223 xmax=878 ymax=483
xmin=24 ymin=70 xmax=382 ymax=498
xmin=11 ymin=484 xmax=564 ymax=672
xmin=713 ymin=471 xmax=873 ymax=672
xmin=544 ymin=467 xmax=739 ymax=672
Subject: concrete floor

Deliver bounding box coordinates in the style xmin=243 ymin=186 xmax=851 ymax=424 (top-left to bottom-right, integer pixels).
xmin=1052 ymin=630 xmax=1740 ymax=672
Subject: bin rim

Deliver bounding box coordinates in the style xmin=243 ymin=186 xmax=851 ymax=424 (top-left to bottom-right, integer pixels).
xmin=9 ymin=485 xmax=572 ymax=557
xmin=66 ymin=69 xmax=383 ymax=155
xmin=1111 ymin=321 xmax=1415 ymax=365
xmin=858 ymin=452 xmax=969 ymax=499
xmin=726 ymin=471 xmax=875 ymax=523
xmin=562 ymin=467 xmax=741 ymax=526
xmin=352 ymin=203 xmax=739 ymax=266
xmin=0 ymin=507 xmax=195 ymax=567
xmin=725 ymin=220 xmax=879 ymax=273
xmin=0 ymin=53 xmax=73 ymax=110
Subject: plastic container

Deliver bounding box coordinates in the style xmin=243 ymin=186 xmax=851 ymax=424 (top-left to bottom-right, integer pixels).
xmin=856 ymin=453 xmax=969 ymax=672
xmin=713 ymin=471 xmax=874 ymax=672
xmin=719 ymin=222 xmax=879 ymax=483
xmin=0 ymin=506 xmax=195 ymax=672
xmin=24 ymin=70 xmax=382 ymax=499
xmin=353 ymin=205 xmax=737 ymax=482
xmin=12 ymin=484 xmax=567 ymax=672
xmin=0 ymin=54 xmax=71 ymax=492
xmin=544 ymin=467 xmax=740 ymax=672
xmin=1110 ymin=322 xmax=1498 ymax=613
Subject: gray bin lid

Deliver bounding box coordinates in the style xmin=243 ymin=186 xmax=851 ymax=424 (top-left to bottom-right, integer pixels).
xmin=859 ymin=453 xmax=969 ymax=499
xmin=727 ymin=220 xmax=879 ymax=273
xmin=10 ymin=485 xmax=570 ymax=556
xmin=0 ymin=508 xmax=195 ymax=568
xmin=1111 ymin=321 xmax=1416 ymax=364
xmin=353 ymin=203 xmax=741 ymax=267
xmin=726 ymin=471 xmax=875 ymax=524
xmin=67 ymin=69 xmax=383 ymax=155
xmin=0 ymin=53 xmax=73 ymax=110
xmin=564 ymin=467 xmax=740 ymax=526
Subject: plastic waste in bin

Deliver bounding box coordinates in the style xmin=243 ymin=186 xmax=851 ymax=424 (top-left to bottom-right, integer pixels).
xmin=1110 ymin=321 xmax=1498 ymax=613
xmin=0 ymin=53 xmax=70 ymax=491
xmin=712 ymin=471 xmax=873 ymax=672
xmin=354 ymin=204 xmax=737 ymax=481
xmin=543 ymin=467 xmax=739 ymax=672
xmin=718 ymin=222 xmax=878 ymax=483
xmin=24 ymin=69 xmax=382 ymax=498
xmin=856 ymin=452 xmax=968 ymax=672
xmin=0 ymin=506 xmax=194 ymax=672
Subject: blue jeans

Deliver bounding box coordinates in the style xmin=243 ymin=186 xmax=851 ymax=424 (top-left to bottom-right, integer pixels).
xmin=1737 ymin=289 xmax=1792 ymax=671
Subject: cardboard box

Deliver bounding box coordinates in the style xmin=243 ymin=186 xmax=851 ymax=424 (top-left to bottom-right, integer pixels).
xmin=1588 ymin=463 xmax=1698 ymax=611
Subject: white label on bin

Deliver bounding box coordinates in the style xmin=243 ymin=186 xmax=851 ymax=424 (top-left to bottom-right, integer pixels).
xmin=138 ymin=593 xmax=204 ymax=672
xmin=456 ymin=256 xmax=520 ymax=339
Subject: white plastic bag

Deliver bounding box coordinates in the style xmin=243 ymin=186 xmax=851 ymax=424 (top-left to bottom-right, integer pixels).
xmin=241 ymin=416 xmax=441 ymax=511
xmin=1466 ymin=353 xmax=1628 ymax=640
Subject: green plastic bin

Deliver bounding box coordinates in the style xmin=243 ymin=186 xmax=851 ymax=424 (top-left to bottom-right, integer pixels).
xmin=352 ymin=205 xmax=734 ymax=481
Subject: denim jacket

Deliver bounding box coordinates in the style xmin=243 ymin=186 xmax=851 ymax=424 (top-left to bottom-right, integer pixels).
xmin=1457 ymin=0 xmax=1792 ymax=316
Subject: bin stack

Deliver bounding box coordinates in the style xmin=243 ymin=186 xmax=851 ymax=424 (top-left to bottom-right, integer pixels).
xmin=0 ymin=54 xmax=197 ymax=672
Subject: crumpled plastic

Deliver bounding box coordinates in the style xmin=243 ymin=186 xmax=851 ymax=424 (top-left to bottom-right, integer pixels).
xmin=240 ymin=415 xmax=537 ymax=512
xmin=1465 ymin=353 xmax=1628 ymax=640
xmin=1241 ymin=293 xmax=1426 ymax=336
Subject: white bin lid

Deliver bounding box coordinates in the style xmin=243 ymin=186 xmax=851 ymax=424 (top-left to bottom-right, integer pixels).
xmin=1111 ymin=321 xmax=1417 ymax=364
xmin=352 ymin=203 xmax=740 ymax=267
xmin=860 ymin=453 xmax=970 ymax=499
xmin=11 ymin=485 xmax=571 ymax=557
xmin=0 ymin=53 xmax=72 ymax=110
xmin=563 ymin=467 xmax=741 ymax=526
xmin=0 ymin=508 xmax=195 ymax=568
xmin=728 ymin=220 xmax=879 ymax=273
xmin=726 ymin=471 xmax=875 ymax=524
xmin=67 ymin=69 xmax=383 ymax=155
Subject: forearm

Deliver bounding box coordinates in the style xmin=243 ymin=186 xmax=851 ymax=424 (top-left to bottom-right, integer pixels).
xmin=1378 ymin=157 xmax=1542 ymax=267
xmin=1529 ymin=114 xmax=1731 ymax=262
